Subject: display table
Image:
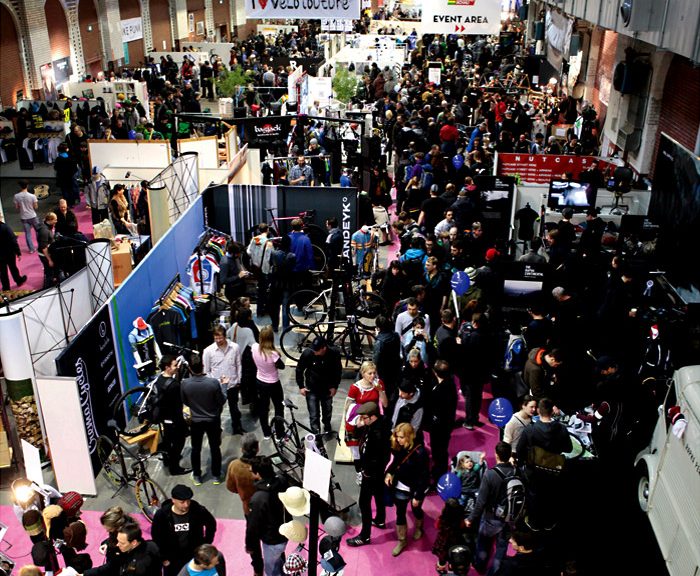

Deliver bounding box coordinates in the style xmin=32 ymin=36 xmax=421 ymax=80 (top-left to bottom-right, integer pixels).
xmin=120 ymin=428 xmax=159 ymax=454
xmin=111 ymin=240 xmax=133 ymax=287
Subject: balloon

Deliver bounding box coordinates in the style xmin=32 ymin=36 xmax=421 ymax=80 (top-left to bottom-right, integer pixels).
xmin=488 ymin=398 xmax=514 ymax=427
xmin=452 ymin=154 xmax=464 ymax=170
xmin=437 ymin=472 xmax=462 ymax=501
xmin=128 ymin=130 xmax=137 ymax=140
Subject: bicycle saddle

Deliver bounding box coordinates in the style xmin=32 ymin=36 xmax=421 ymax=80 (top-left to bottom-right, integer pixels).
xmin=283 ymin=399 xmax=298 ymax=410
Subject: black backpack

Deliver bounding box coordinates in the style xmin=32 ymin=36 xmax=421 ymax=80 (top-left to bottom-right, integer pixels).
xmin=493 ymin=466 xmax=526 ymax=525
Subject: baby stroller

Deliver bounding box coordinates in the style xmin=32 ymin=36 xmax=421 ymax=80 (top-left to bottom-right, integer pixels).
xmin=450 ymin=450 xmax=488 ymax=515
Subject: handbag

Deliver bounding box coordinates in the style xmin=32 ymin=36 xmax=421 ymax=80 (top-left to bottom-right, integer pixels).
xmin=528 ymin=445 xmax=565 ymax=474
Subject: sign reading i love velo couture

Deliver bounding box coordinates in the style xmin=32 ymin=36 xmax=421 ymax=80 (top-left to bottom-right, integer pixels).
xmin=246 ymin=0 xmax=360 ymax=20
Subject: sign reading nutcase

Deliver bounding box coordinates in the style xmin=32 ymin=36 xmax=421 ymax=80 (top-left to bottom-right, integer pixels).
xmin=56 ymin=304 xmax=123 ymax=474
xmin=246 ymin=0 xmax=360 ymax=20
xmin=242 ymin=116 xmax=293 ymax=147
xmin=421 ymin=0 xmax=501 ymax=35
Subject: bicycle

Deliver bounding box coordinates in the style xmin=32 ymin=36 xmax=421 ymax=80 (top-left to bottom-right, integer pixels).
xmin=96 ymin=421 xmax=167 ymax=522
xmin=279 ymin=316 xmax=375 ymax=365
xmin=266 ymin=207 xmax=327 ymax=273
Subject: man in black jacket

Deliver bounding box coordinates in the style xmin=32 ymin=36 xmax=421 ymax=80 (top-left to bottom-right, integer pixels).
xmin=296 ymin=336 xmax=342 ymax=435
xmin=246 ymin=456 xmax=288 ymax=576
xmin=155 ymin=355 xmax=189 ymax=475
xmin=151 ymin=485 xmax=217 ymax=576
xmin=84 ymin=522 xmax=161 ymax=576
xmin=0 ymin=215 xmax=27 ymax=291
xmin=372 ymin=315 xmax=402 ymax=401
xmin=181 ymin=357 xmax=226 ymax=485
xmin=426 ymin=360 xmax=457 ymax=486
xmin=466 ymin=441 xmax=515 ymax=575
xmin=347 ymin=402 xmax=391 ymax=547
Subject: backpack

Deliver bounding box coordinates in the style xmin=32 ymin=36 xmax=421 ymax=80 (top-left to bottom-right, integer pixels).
xmin=419 ymin=164 xmax=433 ymax=191
xmin=493 ymin=466 xmax=526 ymax=525
xmin=401 ymin=255 xmax=425 ymax=283
xmin=504 ymin=334 xmax=527 ymax=373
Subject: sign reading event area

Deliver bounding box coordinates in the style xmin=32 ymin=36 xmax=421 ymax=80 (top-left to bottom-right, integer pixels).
xmin=246 ymin=0 xmax=360 ymax=20
xmin=422 ymin=0 xmax=501 ymax=35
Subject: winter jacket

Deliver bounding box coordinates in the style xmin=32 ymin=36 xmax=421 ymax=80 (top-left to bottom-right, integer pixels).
xmin=359 ymin=416 xmax=391 ymax=478
xmin=84 ymin=540 xmax=161 ymax=576
xmin=425 ymin=376 xmax=457 ymax=432
xmin=386 ymin=444 xmax=430 ymax=499
xmin=295 ymin=346 xmax=342 ymax=395
xmin=151 ymin=500 xmax=216 ymax=564
xmin=245 ymin=475 xmax=289 ymax=549
xmin=467 ymin=463 xmax=515 ymax=525
xmin=373 ymin=330 xmax=402 ymax=393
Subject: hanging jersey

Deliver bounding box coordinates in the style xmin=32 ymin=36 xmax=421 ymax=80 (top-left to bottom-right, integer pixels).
xmin=187 ymin=253 xmax=220 ymax=295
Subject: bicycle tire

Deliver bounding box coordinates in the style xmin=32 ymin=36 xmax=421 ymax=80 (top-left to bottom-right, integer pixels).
xmin=113 ymin=386 xmax=153 ymax=437
xmin=340 ymin=327 xmax=376 ymax=364
xmin=97 ymin=435 xmax=128 ymax=489
xmin=311 ymin=244 xmax=327 ymax=274
xmin=135 ymin=477 xmax=167 ymax=522
xmin=349 ymin=291 xmax=388 ymax=329
xmin=287 ymin=289 xmax=328 ymax=326
xmin=304 ymin=224 xmax=327 ymax=247
xmin=271 ymin=416 xmax=303 ymax=470
xmin=279 ymin=325 xmax=317 ymax=363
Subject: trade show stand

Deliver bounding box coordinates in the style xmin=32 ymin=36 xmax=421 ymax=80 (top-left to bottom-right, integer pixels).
xmin=61 ymin=81 xmax=149 ymax=115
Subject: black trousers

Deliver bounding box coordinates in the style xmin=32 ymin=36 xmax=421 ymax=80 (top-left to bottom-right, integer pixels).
xmin=227 ymin=387 xmax=242 ymax=431
xmin=256 ymin=380 xmax=284 ymax=437
xmin=161 ymin=420 xmax=187 ymax=474
xmin=190 ymin=418 xmax=222 ymax=478
xmin=358 ymin=473 xmax=385 ymax=539
xmin=430 ymin=426 xmax=452 ymax=482
xmin=0 ymin=257 xmax=22 ymax=291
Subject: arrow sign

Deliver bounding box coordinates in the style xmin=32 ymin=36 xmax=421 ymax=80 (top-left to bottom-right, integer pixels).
xmin=451 ymin=271 xmax=471 ymax=296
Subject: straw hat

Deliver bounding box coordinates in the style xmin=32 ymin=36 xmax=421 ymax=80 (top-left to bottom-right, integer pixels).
xmin=279 ymin=520 xmax=308 ymax=543
xmin=278 ymin=486 xmax=311 ymax=516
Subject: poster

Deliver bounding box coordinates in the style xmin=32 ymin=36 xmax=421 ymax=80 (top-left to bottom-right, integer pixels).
xmin=55 ymin=304 xmax=122 ymax=474
xmin=52 ymin=56 xmax=73 ymax=85
xmin=121 ymin=17 xmax=143 ymax=42
xmin=421 ymin=0 xmax=501 ymax=35
xmin=246 ymin=0 xmax=361 ymax=20
xmin=242 ymin=116 xmax=293 ymax=147
xmin=428 ymin=62 xmax=442 ymax=85
xmin=40 ymin=63 xmax=57 ymax=101
xmin=268 ymin=56 xmax=324 ymax=75
xmin=496 ymin=153 xmax=608 ymax=184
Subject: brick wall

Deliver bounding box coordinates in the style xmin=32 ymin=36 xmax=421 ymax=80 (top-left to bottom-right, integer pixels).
xmin=79 ymin=0 xmax=101 ymax=68
xmin=589 ymin=29 xmax=617 ymax=128
xmin=187 ymin=9 xmax=207 ymax=42
xmin=44 ymin=0 xmax=70 ymax=61
xmin=0 ymin=5 xmax=25 ymax=106
xmin=213 ymin=0 xmax=230 ymax=25
xmin=187 ymin=0 xmax=205 ymax=10
xmin=650 ymin=55 xmax=700 ymax=177
xmin=150 ymin=0 xmax=172 ymax=52
xmin=120 ymin=0 xmax=145 ymax=66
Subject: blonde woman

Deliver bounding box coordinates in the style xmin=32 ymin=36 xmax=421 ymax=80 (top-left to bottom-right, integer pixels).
xmin=344 ymin=361 xmax=388 ymax=480
xmin=385 ymin=422 xmax=430 ymax=556
xmin=251 ymin=325 xmax=285 ymax=440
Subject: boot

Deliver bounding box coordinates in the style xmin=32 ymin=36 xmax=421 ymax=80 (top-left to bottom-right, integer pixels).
xmin=413 ymin=518 xmax=424 ymax=541
xmin=392 ymin=525 xmax=408 ymax=557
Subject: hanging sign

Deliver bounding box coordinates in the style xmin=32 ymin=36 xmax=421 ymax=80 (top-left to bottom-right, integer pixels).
xmin=246 ymin=0 xmax=360 ymax=20
xmin=121 ymin=17 xmax=143 ymax=42
xmin=421 ymin=0 xmax=501 ymax=35
xmin=243 ymin=116 xmax=293 ymax=147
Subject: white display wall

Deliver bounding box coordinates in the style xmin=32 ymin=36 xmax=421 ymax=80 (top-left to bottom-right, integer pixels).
xmin=88 ymin=140 xmax=171 ymax=172
xmin=61 ymin=81 xmax=149 ymax=115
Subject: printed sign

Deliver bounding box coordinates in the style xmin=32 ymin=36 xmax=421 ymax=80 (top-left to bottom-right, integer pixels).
xmin=496 ymin=153 xmax=609 ymax=184
xmin=451 ymin=271 xmax=471 ymax=295
xmin=243 ymin=116 xmax=293 ymax=147
xmin=421 ymin=0 xmax=501 ymax=35
xmin=257 ymin=24 xmax=298 ymax=35
xmin=121 ymin=17 xmax=143 ymax=43
xmin=246 ymin=0 xmax=361 ymax=20
xmin=52 ymin=56 xmax=73 ymax=85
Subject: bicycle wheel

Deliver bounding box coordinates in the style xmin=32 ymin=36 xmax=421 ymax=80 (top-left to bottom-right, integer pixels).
xmin=135 ymin=477 xmax=167 ymax=522
xmin=311 ymin=244 xmax=327 ymax=274
xmin=97 ymin=435 xmax=128 ymax=489
xmin=271 ymin=416 xmax=303 ymax=466
xmin=349 ymin=291 xmax=388 ymax=329
xmin=340 ymin=327 xmax=376 ymax=364
xmin=113 ymin=386 xmax=153 ymax=437
xmin=280 ymin=325 xmax=317 ymax=363
xmin=287 ymin=289 xmax=328 ymax=326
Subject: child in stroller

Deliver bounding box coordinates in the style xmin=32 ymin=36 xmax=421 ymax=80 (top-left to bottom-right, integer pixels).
xmin=452 ymin=450 xmax=487 ymax=513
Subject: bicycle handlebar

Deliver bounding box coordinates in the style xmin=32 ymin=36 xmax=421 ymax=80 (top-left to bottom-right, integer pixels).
xmin=283 ymin=398 xmax=299 ymax=410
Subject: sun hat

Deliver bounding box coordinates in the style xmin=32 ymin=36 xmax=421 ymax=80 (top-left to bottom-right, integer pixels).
xmin=279 ymin=520 xmax=308 ymax=543
xmin=278 ymin=486 xmax=311 ymax=516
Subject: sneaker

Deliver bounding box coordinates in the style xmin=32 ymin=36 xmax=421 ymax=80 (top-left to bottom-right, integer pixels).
xmin=346 ymin=536 xmax=370 ymax=547
xmin=16 ymin=275 xmax=27 ymax=287
xmin=462 ymin=423 xmax=474 ymax=431
xmin=170 ymin=467 xmax=192 ymax=476
xmin=371 ymin=519 xmax=386 ymax=529
xmin=263 ymin=435 xmax=272 ymax=441
xmin=191 ymin=473 xmax=203 ymax=486
xmin=356 ymin=471 xmax=363 ymax=485
xmin=213 ymin=475 xmax=225 ymax=485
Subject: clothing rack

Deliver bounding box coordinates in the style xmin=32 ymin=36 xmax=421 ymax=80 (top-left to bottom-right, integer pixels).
xmin=157 ymin=273 xmax=181 ymax=305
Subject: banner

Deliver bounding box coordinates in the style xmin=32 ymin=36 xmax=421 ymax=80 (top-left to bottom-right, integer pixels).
xmin=246 ymin=0 xmax=360 ymax=20
xmin=257 ymin=24 xmax=298 ymax=35
xmin=496 ymin=153 xmax=607 ymax=184
xmin=121 ymin=17 xmax=144 ymax=43
xmin=242 ymin=116 xmax=293 ymax=147
xmin=421 ymin=0 xmax=501 ymax=35
xmin=55 ymin=304 xmax=122 ymax=474
xmin=267 ymin=56 xmax=325 ymax=75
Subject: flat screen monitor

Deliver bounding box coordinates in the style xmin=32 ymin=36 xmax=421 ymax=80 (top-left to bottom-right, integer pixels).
xmin=547 ymin=179 xmax=596 ymax=212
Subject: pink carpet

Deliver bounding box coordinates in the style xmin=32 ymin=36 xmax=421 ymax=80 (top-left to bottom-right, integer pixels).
xmin=14 ymin=198 xmax=95 ymax=293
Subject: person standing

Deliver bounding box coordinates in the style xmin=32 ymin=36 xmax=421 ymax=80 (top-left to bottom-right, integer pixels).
xmin=154 ymin=355 xmax=190 ymax=475
xmin=288 ymin=155 xmax=314 ymax=186
xmin=503 ymin=395 xmax=537 ymax=453
xmin=0 ymin=214 xmax=27 ymax=291
xmin=466 ymin=441 xmax=516 ymax=576
xmin=425 ymin=360 xmax=457 ymax=487
xmin=268 ymin=235 xmax=296 ymax=333
xmin=372 ymin=315 xmax=402 ymax=402
xmin=176 ymin=544 xmax=223 ymax=576
xmin=37 ymin=212 xmax=60 ymax=288
xmin=295 ymin=336 xmax=341 ymax=435
xmin=346 ymin=402 xmax=391 ymax=547
xmin=325 ymin=217 xmax=343 ymax=271
xmin=85 ymin=168 xmax=110 ymax=225
xmin=251 ymin=326 xmax=285 ymax=440
xmin=13 ymin=180 xmax=40 ymax=254
xmin=246 ymin=223 xmax=273 ymax=318
xmin=203 ymin=325 xmax=244 ymax=435
xmin=55 ymin=199 xmax=79 ymax=236
xmin=288 ymin=219 xmax=314 ymax=289
xmin=151 ymin=485 xmax=217 ymax=576
xmin=245 ymin=456 xmax=289 ymax=576
xmin=54 ymin=144 xmax=80 ymax=207
xmin=84 ymin=522 xmax=161 ymax=576
xmin=180 ymin=356 xmax=226 ymax=486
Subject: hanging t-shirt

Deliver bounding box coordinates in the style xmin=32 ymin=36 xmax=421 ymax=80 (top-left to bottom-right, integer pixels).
xmin=187 ymin=253 xmax=220 ymax=295
xmin=147 ymin=308 xmax=186 ymax=347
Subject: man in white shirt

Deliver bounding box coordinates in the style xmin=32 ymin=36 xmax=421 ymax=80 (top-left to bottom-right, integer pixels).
xmin=203 ymin=325 xmax=243 ymax=434
xmin=14 ymin=180 xmax=40 ymax=254
xmin=395 ymin=298 xmax=431 ymax=340
xmin=246 ymin=223 xmax=273 ymax=317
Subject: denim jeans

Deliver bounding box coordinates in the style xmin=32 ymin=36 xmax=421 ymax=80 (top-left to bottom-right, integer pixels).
xmin=474 ymin=520 xmax=510 ymax=576
xmin=306 ymin=392 xmax=333 ymax=434
xmin=261 ymin=541 xmax=286 ymax=576
xmin=21 ymin=217 xmax=40 ymax=252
